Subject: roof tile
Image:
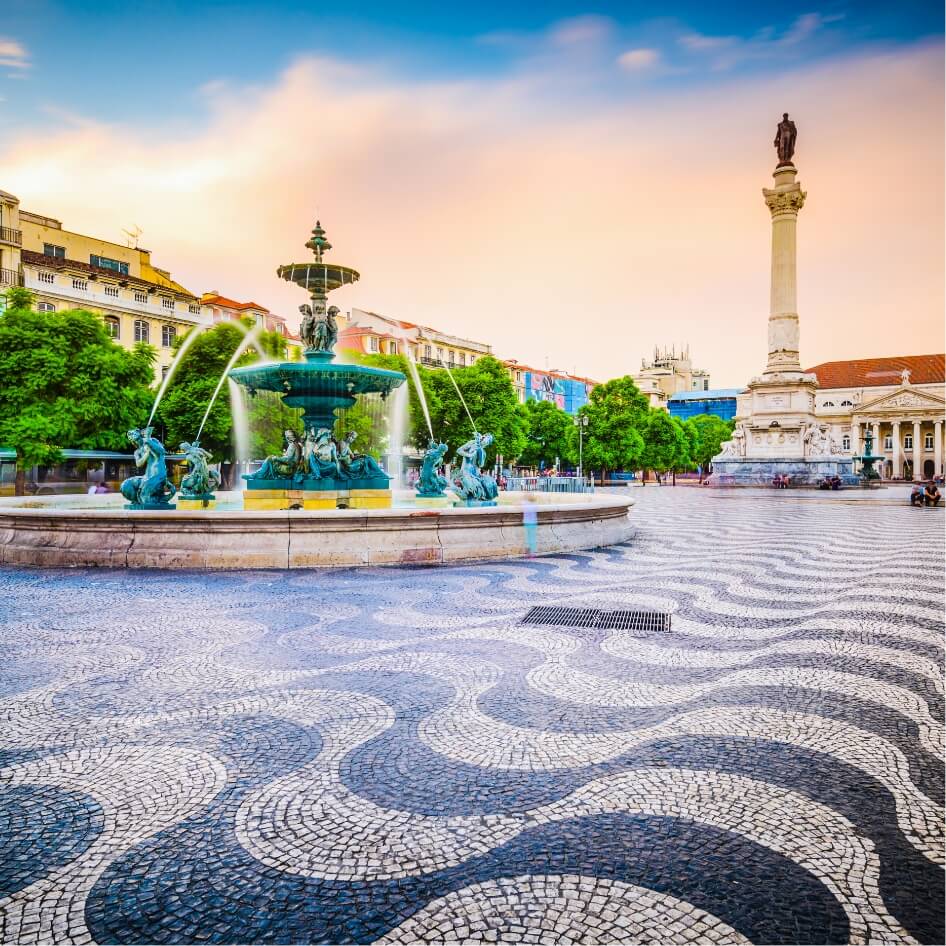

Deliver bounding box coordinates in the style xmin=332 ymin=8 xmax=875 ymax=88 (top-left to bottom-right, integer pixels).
xmin=804 ymin=354 xmax=945 ymax=389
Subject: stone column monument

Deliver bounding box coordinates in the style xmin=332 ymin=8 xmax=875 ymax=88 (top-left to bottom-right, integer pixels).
xmin=711 ymin=114 xmax=856 ymax=486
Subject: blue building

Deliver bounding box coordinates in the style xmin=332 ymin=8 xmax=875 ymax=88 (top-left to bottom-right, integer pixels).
xmin=667 ymin=388 xmax=742 ymax=422
xmin=506 ymin=362 xmax=595 ymax=416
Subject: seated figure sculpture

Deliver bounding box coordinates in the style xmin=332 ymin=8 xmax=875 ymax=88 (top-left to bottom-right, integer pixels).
xmin=452 ymin=432 xmax=498 ymax=503
xmin=417 ymin=440 xmax=449 ymax=496
xmin=338 ymin=430 xmax=386 ymax=480
xmin=121 ymin=427 xmax=176 ymax=507
xmin=248 ymin=430 xmax=302 ymax=480
xmin=305 ymin=427 xmax=342 ymax=480
xmin=179 ymin=441 xmax=221 ymax=498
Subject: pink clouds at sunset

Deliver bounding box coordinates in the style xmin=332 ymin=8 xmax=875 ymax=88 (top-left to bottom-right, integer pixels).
xmin=1 ymin=39 xmax=941 ymax=384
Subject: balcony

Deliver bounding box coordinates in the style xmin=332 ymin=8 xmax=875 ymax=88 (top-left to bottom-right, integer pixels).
xmin=0 ymin=226 xmax=22 ymax=247
xmin=1 ymin=267 xmax=24 ymax=287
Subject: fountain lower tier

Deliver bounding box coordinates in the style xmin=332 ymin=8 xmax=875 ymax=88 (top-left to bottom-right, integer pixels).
xmin=229 ymin=350 xmax=406 ymax=508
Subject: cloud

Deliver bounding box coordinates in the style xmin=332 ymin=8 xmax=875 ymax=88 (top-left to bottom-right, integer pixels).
xmin=617 ymin=48 xmax=661 ymax=71
xmin=0 ymin=42 xmax=941 ymax=388
xmin=0 ymin=37 xmax=29 ymax=71
xmin=679 ymin=13 xmax=844 ymax=71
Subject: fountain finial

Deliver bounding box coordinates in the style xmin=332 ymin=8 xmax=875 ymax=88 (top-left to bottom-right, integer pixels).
xmin=306 ymin=220 xmax=332 ymax=262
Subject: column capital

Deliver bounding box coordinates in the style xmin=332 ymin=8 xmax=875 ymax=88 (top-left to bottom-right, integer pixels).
xmin=763 ymin=185 xmax=806 ymax=217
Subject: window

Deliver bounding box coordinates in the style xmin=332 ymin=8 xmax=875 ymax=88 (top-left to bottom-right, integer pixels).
xmin=822 ymin=401 xmax=835 ymax=408
xmin=368 ymin=336 xmax=379 ymax=352
xmin=133 ymin=319 xmax=149 ymax=343
xmin=161 ymin=297 xmax=175 ymax=311
xmin=161 ymin=366 xmax=170 ymax=380
xmin=840 ymin=400 xmax=853 ymax=407
xmin=104 ymin=285 xmax=119 ymax=298
xmin=104 ymin=316 xmax=120 ymax=339
xmin=424 ymin=344 xmax=432 ymax=359
xmin=37 ymin=301 xmax=56 ymax=312
xmin=925 ymin=433 xmax=934 ymax=450
xmin=389 ymin=341 xmax=398 ymax=355
xmin=72 ymin=277 xmax=88 ymax=291
xmin=516 ymin=371 xmax=522 ymax=383
xmin=37 ymin=271 xmax=55 ymax=285
xmin=448 ymin=350 xmax=456 ymax=365
xmin=703 ymin=379 xmax=709 ymax=391
xmin=904 ymin=435 xmax=913 ymax=449
xmin=161 ymin=324 xmax=176 ymax=347
xmin=436 ymin=347 xmax=444 ymax=361
xmin=459 ymin=353 xmax=466 ymax=366
xmin=188 ymin=303 xmax=200 ymax=315
xmin=842 ymin=435 xmax=850 ymax=451
xmin=470 ymin=355 xmax=476 ymax=364
xmin=134 ymin=291 xmax=148 ymax=304
xmin=89 ymin=254 xmax=129 ymax=276
xmin=883 ymin=435 xmax=892 ymax=450
xmin=43 ymin=243 xmax=65 ymax=259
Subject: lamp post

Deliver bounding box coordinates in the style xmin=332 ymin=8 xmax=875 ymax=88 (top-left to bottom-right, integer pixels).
xmin=574 ymin=414 xmax=589 ymax=484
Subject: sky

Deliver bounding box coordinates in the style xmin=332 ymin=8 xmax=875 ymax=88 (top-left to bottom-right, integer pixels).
xmin=1 ymin=1 xmax=943 ymax=385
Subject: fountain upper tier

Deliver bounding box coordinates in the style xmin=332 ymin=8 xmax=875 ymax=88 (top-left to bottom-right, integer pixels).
xmin=277 ymin=219 xmax=360 ymax=294
xmin=229 ymin=220 xmax=405 ymax=434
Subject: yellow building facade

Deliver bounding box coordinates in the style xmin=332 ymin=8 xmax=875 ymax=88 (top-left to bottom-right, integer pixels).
xmin=0 ymin=189 xmax=210 ymax=381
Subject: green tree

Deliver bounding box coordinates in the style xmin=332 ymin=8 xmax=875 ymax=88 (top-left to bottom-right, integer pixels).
xmin=580 ymin=376 xmax=650 ymax=479
xmin=339 ymin=349 xmax=442 ymax=453
xmin=686 ymin=413 xmax=735 ymax=481
xmin=0 ymin=287 xmax=155 ymax=494
xmin=423 ymin=355 xmax=527 ymax=465
xmin=640 ymin=409 xmax=690 ymax=482
xmin=155 ymin=320 xmax=288 ymax=463
xmin=519 ymin=398 xmax=576 ymax=470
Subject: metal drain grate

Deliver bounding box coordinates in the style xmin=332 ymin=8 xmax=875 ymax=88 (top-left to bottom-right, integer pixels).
xmin=522 ymin=606 xmax=670 ymax=633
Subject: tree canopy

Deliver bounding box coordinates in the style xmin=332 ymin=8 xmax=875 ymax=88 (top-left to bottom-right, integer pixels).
xmin=639 ymin=410 xmax=690 ymax=475
xmin=155 ymin=320 xmax=290 ymax=463
xmin=422 ymin=355 xmax=528 ymax=465
xmin=518 ymin=398 xmax=576 ymax=470
xmin=685 ymin=413 xmax=735 ymax=478
xmin=0 ymin=287 xmax=155 ymax=493
xmin=579 ymin=375 xmax=650 ymax=475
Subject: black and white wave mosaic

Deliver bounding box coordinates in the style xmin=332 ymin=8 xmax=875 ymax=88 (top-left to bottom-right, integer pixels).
xmin=0 ymin=488 xmax=943 ymax=944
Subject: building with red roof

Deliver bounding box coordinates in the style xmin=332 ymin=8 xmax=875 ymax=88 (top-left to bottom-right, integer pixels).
xmin=801 ymin=354 xmax=945 ymax=480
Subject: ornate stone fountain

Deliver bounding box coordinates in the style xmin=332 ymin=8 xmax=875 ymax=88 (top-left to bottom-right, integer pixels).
xmin=229 ymin=222 xmax=406 ymax=510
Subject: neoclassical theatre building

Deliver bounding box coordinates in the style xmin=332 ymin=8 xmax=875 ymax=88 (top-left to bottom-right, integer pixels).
xmin=805 ymin=354 xmax=945 ymax=480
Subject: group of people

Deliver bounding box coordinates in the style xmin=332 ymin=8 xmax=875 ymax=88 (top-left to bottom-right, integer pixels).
xmin=772 ymin=473 xmax=791 ymax=489
xmin=250 ymin=427 xmax=386 ymax=482
xmin=818 ymin=475 xmax=843 ymax=490
xmin=910 ymin=481 xmax=942 ymax=507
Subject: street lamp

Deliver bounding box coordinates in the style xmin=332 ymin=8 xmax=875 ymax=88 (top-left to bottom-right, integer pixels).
xmin=574 ymin=414 xmax=589 ymax=483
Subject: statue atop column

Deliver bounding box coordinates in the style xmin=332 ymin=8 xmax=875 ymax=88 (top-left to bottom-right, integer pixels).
xmin=774 ymin=112 xmax=797 ymax=166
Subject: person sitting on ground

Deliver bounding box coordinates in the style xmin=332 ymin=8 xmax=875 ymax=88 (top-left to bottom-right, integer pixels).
xmin=924 ymin=481 xmax=941 ymax=507
xmin=830 ymin=475 xmax=842 ymax=490
xmin=910 ymin=484 xmax=925 ymax=507
xmin=818 ymin=477 xmax=831 ymax=490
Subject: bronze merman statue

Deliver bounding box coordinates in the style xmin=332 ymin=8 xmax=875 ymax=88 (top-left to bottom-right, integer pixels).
xmin=774 ymin=112 xmax=797 ymax=166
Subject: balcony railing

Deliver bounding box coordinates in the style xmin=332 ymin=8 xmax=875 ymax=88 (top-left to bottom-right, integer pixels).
xmin=0 ymin=226 xmax=22 ymax=246
xmin=0 ymin=267 xmax=24 ymax=287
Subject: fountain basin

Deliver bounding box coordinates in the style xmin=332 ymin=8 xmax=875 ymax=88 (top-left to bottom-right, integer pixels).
xmin=0 ymin=491 xmax=633 ymax=568
xmin=277 ymin=262 xmax=359 ymax=293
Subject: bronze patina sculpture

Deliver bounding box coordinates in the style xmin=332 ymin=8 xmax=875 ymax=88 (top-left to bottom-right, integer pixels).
xmin=774 ymin=112 xmax=797 ymax=166
xmin=121 ymin=427 xmax=176 ymax=508
xmin=452 ymin=432 xmax=498 ymax=505
xmin=249 ymin=430 xmax=302 ymax=480
xmin=338 ymin=431 xmax=385 ymax=479
xmin=305 ymin=427 xmax=342 ymax=479
xmin=417 ymin=440 xmax=449 ymax=497
xmin=179 ymin=441 xmax=221 ymax=499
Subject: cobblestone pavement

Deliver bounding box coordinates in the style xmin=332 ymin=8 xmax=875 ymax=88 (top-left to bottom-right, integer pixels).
xmin=0 ymin=488 xmax=943 ymax=944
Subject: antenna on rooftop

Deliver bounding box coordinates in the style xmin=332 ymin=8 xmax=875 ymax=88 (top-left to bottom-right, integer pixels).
xmin=122 ymin=225 xmax=143 ymax=248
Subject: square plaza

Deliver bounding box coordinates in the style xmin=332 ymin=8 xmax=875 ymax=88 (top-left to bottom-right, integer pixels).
xmin=1 ymin=487 xmax=942 ymax=944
